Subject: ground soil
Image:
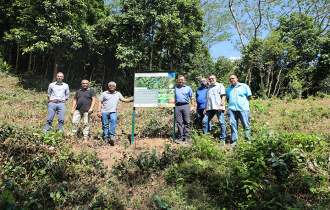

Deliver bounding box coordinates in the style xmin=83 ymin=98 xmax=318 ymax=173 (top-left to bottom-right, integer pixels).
xmin=72 ymin=136 xmax=185 ymax=170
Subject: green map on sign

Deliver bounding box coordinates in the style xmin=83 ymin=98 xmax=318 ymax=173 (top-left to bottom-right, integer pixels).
xmin=135 ymin=77 xmax=175 ymax=90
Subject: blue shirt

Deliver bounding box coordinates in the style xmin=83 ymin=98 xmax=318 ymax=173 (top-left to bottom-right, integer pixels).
xmin=226 ymin=83 xmax=252 ymax=111
xmin=175 ymin=85 xmax=194 ymax=104
xmin=47 ymin=82 xmax=70 ymax=102
xmin=196 ymin=86 xmax=209 ymax=109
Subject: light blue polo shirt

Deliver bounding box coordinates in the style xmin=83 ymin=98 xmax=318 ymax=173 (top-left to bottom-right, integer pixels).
xmin=226 ymin=83 xmax=252 ymax=111
xmin=175 ymin=85 xmax=194 ymax=104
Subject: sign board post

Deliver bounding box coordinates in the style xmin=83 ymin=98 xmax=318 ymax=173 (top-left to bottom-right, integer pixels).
xmin=131 ymin=72 xmax=176 ymax=144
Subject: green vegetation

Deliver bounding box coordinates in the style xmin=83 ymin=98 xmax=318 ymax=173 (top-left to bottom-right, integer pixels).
xmin=1 ymin=70 xmax=330 ymax=209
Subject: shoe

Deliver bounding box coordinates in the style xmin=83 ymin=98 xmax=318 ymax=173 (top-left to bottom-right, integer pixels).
xmin=109 ymin=136 xmax=115 ymax=146
xmin=230 ymin=142 xmax=237 ymax=148
xmin=176 ymin=137 xmax=184 ymax=144
xmin=184 ymin=137 xmax=190 ymax=144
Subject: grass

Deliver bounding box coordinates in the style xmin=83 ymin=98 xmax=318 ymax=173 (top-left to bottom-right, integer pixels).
xmin=1 ymin=70 xmax=330 ymax=209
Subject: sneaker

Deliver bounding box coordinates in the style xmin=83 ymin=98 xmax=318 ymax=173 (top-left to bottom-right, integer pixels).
xmin=176 ymin=137 xmax=184 ymax=144
xmin=230 ymin=142 xmax=237 ymax=148
xmin=109 ymin=136 xmax=115 ymax=146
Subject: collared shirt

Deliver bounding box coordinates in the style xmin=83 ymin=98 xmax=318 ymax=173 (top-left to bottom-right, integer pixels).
xmin=226 ymin=82 xmax=252 ymax=111
xmin=175 ymin=85 xmax=194 ymax=104
xmin=205 ymin=82 xmax=226 ymax=111
xmin=196 ymin=86 xmax=209 ymax=109
xmin=99 ymin=90 xmax=124 ymax=113
xmin=74 ymin=88 xmax=96 ymax=111
xmin=47 ymin=82 xmax=70 ymax=102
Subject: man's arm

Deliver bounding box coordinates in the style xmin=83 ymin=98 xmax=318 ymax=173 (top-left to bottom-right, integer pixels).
xmin=248 ymin=95 xmax=252 ymax=101
xmin=120 ymin=98 xmax=134 ymax=103
xmin=88 ymin=97 xmax=96 ymax=114
xmin=190 ymin=99 xmax=195 ymax=112
xmin=65 ymin=84 xmax=70 ymax=101
xmin=203 ymin=100 xmax=208 ymax=115
xmin=219 ymin=94 xmax=226 ymax=112
xmin=97 ymin=101 xmax=102 ymax=118
xmin=71 ymin=99 xmax=77 ymax=115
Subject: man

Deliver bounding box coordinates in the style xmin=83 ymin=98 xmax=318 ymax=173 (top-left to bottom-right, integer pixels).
xmin=175 ymin=75 xmax=195 ymax=144
xmin=45 ymin=72 xmax=70 ymax=133
xmin=97 ymin=81 xmax=133 ymax=145
xmin=202 ymin=74 xmax=226 ymax=145
xmin=226 ymin=74 xmax=252 ymax=147
xmin=196 ymin=78 xmax=211 ymax=132
xmin=70 ymin=80 xmax=96 ymax=142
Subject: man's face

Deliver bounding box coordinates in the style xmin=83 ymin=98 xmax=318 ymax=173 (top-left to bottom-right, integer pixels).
xmin=177 ymin=76 xmax=185 ymax=86
xmin=229 ymin=75 xmax=238 ymax=86
xmin=81 ymin=80 xmax=89 ymax=89
xmin=208 ymin=75 xmax=217 ymax=85
xmin=108 ymin=84 xmax=116 ymax=92
xmin=56 ymin=73 xmax=64 ymax=83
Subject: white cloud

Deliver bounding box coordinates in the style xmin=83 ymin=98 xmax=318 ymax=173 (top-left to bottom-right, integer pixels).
xmin=229 ymin=57 xmax=241 ymax=61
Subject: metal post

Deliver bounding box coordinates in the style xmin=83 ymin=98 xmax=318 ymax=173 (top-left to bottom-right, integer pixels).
xmin=173 ymin=107 xmax=175 ymax=143
xmin=131 ymin=107 xmax=136 ymax=144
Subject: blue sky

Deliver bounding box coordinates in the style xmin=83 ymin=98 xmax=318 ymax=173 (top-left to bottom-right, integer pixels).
xmin=209 ymin=40 xmax=242 ymax=60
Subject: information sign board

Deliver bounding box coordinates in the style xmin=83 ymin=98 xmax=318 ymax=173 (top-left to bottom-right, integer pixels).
xmin=134 ymin=72 xmax=176 ymax=108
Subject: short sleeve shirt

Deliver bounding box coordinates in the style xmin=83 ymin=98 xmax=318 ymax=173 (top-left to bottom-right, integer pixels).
xmin=205 ymin=83 xmax=226 ymax=111
xmin=74 ymin=88 xmax=96 ymax=111
xmin=47 ymin=82 xmax=70 ymax=102
xmin=99 ymin=91 xmax=124 ymax=113
xmin=226 ymin=83 xmax=252 ymax=111
xmin=175 ymin=85 xmax=194 ymax=104
xmin=196 ymin=86 xmax=209 ymax=109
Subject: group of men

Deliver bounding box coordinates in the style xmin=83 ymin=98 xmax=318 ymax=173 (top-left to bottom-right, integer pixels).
xmin=45 ymin=72 xmax=133 ymax=145
xmin=174 ymin=74 xmax=252 ymax=147
xmin=45 ymin=72 xmax=251 ymax=147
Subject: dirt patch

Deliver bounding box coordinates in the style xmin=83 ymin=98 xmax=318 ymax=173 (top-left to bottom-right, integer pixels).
xmin=72 ymin=136 xmax=186 ymax=170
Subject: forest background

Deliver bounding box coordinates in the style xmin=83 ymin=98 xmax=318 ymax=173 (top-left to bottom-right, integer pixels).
xmin=1 ymin=0 xmax=329 ymax=98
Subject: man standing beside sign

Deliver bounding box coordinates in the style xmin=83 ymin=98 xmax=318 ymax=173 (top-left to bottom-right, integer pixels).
xmin=196 ymin=78 xmax=211 ymax=132
xmin=97 ymin=81 xmax=134 ymax=145
xmin=175 ymin=75 xmax=195 ymax=144
xmin=203 ymin=74 xmax=226 ymax=145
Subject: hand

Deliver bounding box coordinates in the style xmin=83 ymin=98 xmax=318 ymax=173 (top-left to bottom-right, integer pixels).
xmin=203 ymin=109 xmax=206 ymax=115
xmin=218 ymin=105 xmax=224 ymax=112
xmin=190 ymin=106 xmax=194 ymax=112
xmin=88 ymin=109 xmax=93 ymax=114
xmin=97 ymin=112 xmax=102 ymax=118
xmin=70 ymin=110 xmax=74 ymax=115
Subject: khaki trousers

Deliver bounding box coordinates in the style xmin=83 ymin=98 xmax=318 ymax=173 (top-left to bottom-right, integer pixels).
xmin=72 ymin=110 xmax=91 ymax=138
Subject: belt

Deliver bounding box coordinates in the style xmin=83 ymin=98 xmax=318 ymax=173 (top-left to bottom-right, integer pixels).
xmin=49 ymin=100 xmax=63 ymax=103
xmin=175 ymin=103 xmax=189 ymax=106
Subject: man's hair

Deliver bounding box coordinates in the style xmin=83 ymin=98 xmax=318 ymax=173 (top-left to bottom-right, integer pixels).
xmin=200 ymin=78 xmax=207 ymax=81
xmin=57 ymin=72 xmax=64 ymax=76
xmin=81 ymin=79 xmax=89 ymax=83
xmin=178 ymin=75 xmax=185 ymax=79
xmin=229 ymin=74 xmax=238 ymax=78
xmin=208 ymin=74 xmax=217 ymax=78
xmin=108 ymin=81 xmax=116 ymax=87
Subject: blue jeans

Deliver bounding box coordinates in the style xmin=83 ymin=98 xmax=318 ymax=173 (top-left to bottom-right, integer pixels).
xmin=228 ymin=110 xmax=250 ymax=142
xmin=202 ymin=110 xmax=226 ymax=140
xmin=197 ymin=109 xmax=211 ymax=132
xmin=45 ymin=102 xmax=66 ymax=132
xmin=101 ymin=112 xmax=118 ymax=141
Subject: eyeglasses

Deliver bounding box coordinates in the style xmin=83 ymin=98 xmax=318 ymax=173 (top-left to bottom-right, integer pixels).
xmin=209 ymin=78 xmax=215 ymax=80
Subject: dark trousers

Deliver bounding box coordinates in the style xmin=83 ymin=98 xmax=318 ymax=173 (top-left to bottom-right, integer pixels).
xmin=175 ymin=104 xmax=190 ymax=139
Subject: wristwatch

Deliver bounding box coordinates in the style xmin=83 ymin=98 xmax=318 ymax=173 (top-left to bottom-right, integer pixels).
xmin=221 ymin=103 xmax=225 ymax=106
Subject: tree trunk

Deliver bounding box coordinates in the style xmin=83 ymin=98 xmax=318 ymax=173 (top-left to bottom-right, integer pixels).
xmin=28 ymin=51 xmax=32 ymax=73
xmin=14 ymin=42 xmax=19 ymax=74
xmin=229 ymin=0 xmax=245 ymax=48
xmin=52 ymin=48 xmax=60 ymax=81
